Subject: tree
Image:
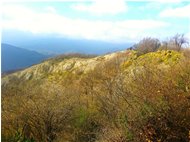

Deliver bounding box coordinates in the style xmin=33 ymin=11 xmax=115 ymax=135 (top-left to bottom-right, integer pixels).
xmin=169 ymin=34 xmax=189 ymax=51
xmin=135 ymin=37 xmax=161 ymax=55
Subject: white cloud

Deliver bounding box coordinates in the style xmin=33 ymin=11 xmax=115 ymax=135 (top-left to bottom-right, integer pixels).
xmin=1 ymin=0 xmax=187 ymax=2
xmin=2 ymin=4 xmax=170 ymax=42
xmin=160 ymin=4 xmax=190 ymax=18
xmin=45 ymin=6 xmax=57 ymax=13
xmin=153 ymin=0 xmax=182 ymax=3
xmin=2 ymin=0 xmax=93 ymax=2
xmin=71 ymin=0 xmax=128 ymax=15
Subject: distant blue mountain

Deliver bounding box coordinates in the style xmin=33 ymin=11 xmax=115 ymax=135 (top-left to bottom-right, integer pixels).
xmin=1 ymin=43 xmax=49 ymax=72
xmin=2 ymin=30 xmax=133 ymax=55
xmin=1 ymin=30 xmax=134 ymax=72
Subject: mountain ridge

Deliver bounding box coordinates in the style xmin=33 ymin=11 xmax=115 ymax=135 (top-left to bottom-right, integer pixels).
xmin=1 ymin=43 xmax=50 ymax=72
xmin=2 ymin=50 xmax=129 ymax=86
xmin=2 ymin=49 xmax=182 ymax=87
xmin=2 ymin=30 xmax=133 ymax=55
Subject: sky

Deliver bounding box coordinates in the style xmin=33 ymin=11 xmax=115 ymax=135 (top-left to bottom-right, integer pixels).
xmin=1 ymin=0 xmax=190 ymax=43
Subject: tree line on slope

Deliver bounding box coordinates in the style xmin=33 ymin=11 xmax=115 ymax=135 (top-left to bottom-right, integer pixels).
xmin=131 ymin=34 xmax=189 ymax=56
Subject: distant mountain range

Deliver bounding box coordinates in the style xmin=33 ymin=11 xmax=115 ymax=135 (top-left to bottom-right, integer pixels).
xmin=1 ymin=30 xmax=134 ymax=72
xmin=1 ymin=43 xmax=49 ymax=72
xmin=2 ymin=30 xmax=133 ymax=55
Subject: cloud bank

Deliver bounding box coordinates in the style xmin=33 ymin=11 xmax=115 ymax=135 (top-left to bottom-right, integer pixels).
xmin=71 ymin=0 xmax=128 ymax=15
xmin=160 ymin=4 xmax=190 ymax=18
xmin=2 ymin=4 xmax=170 ymax=42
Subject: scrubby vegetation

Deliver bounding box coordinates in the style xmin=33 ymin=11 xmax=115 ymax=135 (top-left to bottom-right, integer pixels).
xmin=45 ymin=53 xmax=97 ymax=64
xmin=2 ymin=35 xmax=190 ymax=142
xmin=132 ymin=34 xmax=189 ymax=55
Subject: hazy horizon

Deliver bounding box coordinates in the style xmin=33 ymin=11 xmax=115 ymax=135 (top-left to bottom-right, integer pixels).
xmin=1 ymin=0 xmax=190 ymax=71
xmin=2 ymin=0 xmax=190 ymax=44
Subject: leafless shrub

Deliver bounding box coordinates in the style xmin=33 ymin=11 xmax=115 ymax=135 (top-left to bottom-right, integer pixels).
xmin=160 ymin=34 xmax=189 ymax=51
xmin=135 ymin=37 xmax=161 ymax=55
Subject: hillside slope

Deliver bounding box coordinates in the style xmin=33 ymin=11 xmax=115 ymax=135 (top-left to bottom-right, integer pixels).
xmin=2 ymin=50 xmax=129 ymax=86
xmin=2 ymin=50 xmax=182 ymax=86
xmin=2 ymin=50 xmax=190 ymax=142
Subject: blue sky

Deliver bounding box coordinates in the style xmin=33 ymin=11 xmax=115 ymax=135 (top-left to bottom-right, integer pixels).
xmin=2 ymin=0 xmax=190 ymax=43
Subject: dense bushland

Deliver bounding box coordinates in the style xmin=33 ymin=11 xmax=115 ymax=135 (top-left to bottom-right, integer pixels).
xmin=2 ymin=36 xmax=190 ymax=142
